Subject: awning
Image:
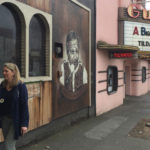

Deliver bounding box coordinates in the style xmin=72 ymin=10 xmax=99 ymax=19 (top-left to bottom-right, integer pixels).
xmin=138 ymin=51 xmax=150 ymax=60
xmin=97 ymin=41 xmax=140 ymax=52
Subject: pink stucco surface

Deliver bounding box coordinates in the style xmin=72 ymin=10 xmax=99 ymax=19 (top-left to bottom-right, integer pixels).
xmin=119 ymin=0 xmax=132 ymax=7
xmin=96 ymin=0 xmax=150 ymax=116
xmin=96 ymin=50 xmax=124 ymax=115
xmin=125 ymin=60 xmax=149 ymax=96
xmin=96 ymin=0 xmax=119 ymax=44
xmin=119 ymin=0 xmax=143 ymax=9
xmin=96 ymin=0 xmax=125 ymax=115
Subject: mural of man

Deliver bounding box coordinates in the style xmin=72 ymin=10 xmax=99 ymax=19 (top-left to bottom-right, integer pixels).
xmin=60 ymin=31 xmax=88 ymax=93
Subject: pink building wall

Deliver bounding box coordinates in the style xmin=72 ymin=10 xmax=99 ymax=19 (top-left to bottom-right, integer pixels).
xmin=119 ymin=0 xmax=144 ymax=9
xmin=96 ymin=0 xmax=125 ymax=115
xmin=125 ymin=60 xmax=149 ymax=96
xmin=96 ymin=0 xmax=150 ymax=116
xmin=96 ymin=51 xmax=124 ymax=115
xmin=96 ymin=0 xmax=118 ymax=44
xmin=132 ymin=61 xmax=149 ymax=96
xmin=119 ymin=0 xmax=131 ymax=7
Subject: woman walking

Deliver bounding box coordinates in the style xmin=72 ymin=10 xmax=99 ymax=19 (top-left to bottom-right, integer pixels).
xmin=0 ymin=63 xmax=29 ymax=150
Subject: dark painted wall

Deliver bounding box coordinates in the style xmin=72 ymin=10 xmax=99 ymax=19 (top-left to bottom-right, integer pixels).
xmin=52 ymin=0 xmax=89 ymax=118
xmin=51 ymin=0 xmax=96 ymax=118
xmin=77 ymin=0 xmax=96 ymax=115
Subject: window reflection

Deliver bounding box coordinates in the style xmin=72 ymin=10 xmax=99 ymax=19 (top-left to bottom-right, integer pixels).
xmin=0 ymin=4 xmax=21 ymax=77
xmin=29 ymin=15 xmax=46 ymax=76
xmin=107 ymin=66 xmax=118 ymax=94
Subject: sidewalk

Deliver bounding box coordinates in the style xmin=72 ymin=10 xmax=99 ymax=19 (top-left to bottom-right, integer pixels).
xmin=18 ymin=93 xmax=150 ymax=150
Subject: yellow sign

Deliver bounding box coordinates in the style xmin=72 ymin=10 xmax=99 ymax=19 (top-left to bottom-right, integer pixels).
xmin=127 ymin=4 xmax=150 ymax=20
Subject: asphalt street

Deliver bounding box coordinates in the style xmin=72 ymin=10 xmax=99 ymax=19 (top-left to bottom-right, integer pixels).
xmin=18 ymin=93 xmax=150 ymax=150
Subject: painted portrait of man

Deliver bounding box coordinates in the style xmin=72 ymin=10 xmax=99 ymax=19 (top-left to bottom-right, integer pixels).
xmin=60 ymin=31 xmax=88 ymax=93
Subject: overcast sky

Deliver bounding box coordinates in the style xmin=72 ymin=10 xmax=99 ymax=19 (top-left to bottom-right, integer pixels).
xmin=145 ymin=0 xmax=150 ymax=9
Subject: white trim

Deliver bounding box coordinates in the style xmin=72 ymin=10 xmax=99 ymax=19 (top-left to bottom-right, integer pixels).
xmin=70 ymin=0 xmax=92 ymax=106
xmin=23 ymin=77 xmax=52 ymax=83
xmin=49 ymin=17 xmax=53 ymax=80
xmin=71 ymin=0 xmax=91 ymax=12
xmin=0 ymin=0 xmax=52 ymax=82
xmin=26 ymin=24 xmax=29 ymax=79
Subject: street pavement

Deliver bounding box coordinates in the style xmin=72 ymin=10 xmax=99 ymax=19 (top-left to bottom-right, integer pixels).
xmin=18 ymin=93 xmax=150 ymax=150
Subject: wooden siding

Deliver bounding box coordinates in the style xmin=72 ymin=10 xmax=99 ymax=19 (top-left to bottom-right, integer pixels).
xmin=16 ymin=0 xmax=52 ymax=13
xmin=0 ymin=81 xmax=52 ymax=142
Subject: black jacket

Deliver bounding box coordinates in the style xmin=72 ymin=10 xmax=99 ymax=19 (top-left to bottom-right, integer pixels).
xmin=0 ymin=82 xmax=29 ymax=139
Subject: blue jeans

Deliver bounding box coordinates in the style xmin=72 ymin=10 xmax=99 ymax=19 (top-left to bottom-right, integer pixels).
xmin=0 ymin=116 xmax=16 ymax=150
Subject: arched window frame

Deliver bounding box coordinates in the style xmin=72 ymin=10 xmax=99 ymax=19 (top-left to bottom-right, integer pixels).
xmin=29 ymin=14 xmax=50 ymax=77
xmin=0 ymin=2 xmax=26 ymax=77
xmin=0 ymin=0 xmax=52 ymax=82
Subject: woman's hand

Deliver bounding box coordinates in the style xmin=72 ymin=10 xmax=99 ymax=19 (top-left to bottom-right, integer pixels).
xmin=21 ymin=127 xmax=28 ymax=136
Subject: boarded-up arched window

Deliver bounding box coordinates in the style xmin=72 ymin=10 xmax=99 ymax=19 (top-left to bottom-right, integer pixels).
xmin=0 ymin=4 xmax=21 ymax=77
xmin=29 ymin=15 xmax=46 ymax=76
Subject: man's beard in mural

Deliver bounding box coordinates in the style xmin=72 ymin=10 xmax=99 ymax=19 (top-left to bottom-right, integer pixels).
xmin=59 ymin=31 xmax=88 ymax=98
xmin=68 ymin=54 xmax=79 ymax=68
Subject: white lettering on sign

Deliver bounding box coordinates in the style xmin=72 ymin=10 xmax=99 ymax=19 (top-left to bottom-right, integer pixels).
xmin=124 ymin=21 xmax=150 ymax=51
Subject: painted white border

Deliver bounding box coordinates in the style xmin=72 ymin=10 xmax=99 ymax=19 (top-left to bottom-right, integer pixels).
xmin=70 ymin=0 xmax=92 ymax=106
xmin=0 ymin=0 xmax=52 ymax=82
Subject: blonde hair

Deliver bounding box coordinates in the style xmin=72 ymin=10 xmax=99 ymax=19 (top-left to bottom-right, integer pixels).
xmin=2 ymin=63 xmax=22 ymax=88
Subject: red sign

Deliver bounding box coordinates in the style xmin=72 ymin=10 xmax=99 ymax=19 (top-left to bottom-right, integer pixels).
xmin=110 ymin=52 xmax=133 ymax=58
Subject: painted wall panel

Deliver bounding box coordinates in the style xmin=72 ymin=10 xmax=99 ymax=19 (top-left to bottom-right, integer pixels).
xmin=52 ymin=0 xmax=90 ymax=119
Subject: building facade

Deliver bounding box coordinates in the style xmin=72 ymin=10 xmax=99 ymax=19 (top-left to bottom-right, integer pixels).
xmin=1 ymin=0 xmax=150 ymax=147
xmin=0 ymin=0 xmax=96 ymax=146
xmin=96 ymin=0 xmax=150 ymax=116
